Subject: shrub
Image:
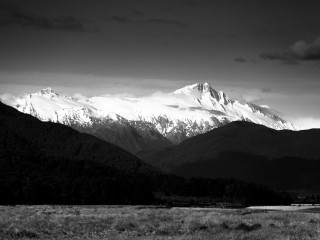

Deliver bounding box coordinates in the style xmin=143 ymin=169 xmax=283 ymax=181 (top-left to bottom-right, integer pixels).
xmin=235 ymin=223 xmax=262 ymax=231
xmin=187 ymin=219 xmax=208 ymax=233
xmin=220 ymin=222 xmax=231 ymax=230
xmin=114 ymin=218 xmax=139 ymax=232
xmin=155 ymin=222 xmax=181 ymax=236
xmin=16 ymin=229 xmax=39 ymax=238
xmin=269 ymin=223 xmax=277 ymax=228
xmin=309 ymin=219 xmax=317 ymax=224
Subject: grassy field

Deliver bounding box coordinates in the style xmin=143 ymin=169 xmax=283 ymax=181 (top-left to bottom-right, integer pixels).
xmin=0 ymin=205 xmax=319 ymax=239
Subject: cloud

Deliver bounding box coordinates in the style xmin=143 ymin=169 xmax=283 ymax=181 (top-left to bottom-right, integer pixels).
xmin=260 ymin=37 xmax=320 ymax=64
xmin=0 ymin=2 xmax=95 ymax=32
xmin=129 ymin=8 xmax=144 ymax=17
xmin=105 ymin=15 xmax=186 ymax=28
xmin=293 ymin=117 xmax=320 ymax=130
xmin=73 ymin=93 xmax=88 ymax=101
xmin=234 ymin=57 xmax=247 ymax=63
xmin=105 ymin=16 xmax=134 ymax=24
xmin=0 ymin=71 xmax=187 ymax=97
xmin=0 ymin=93 xmax=28 ymax=108
xmin=0 ymin=93 xmax=16 ymax=104
xmin=144 ymin=18 xmax=186 ymax=27
xmin=260 ymin=52 xmax=300 ymax=65
xmin=261 ymin=87 xmax=275 ymax=93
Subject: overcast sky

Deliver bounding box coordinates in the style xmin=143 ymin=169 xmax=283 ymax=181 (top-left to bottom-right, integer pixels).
xmin=0 ymin=0 xmax=320 ymax=129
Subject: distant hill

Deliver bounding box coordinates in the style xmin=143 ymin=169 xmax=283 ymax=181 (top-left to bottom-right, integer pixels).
xmin=139 ymin=121 xmax=320 ymax=190
xmin=0 ymin=102 xmax=289 ymax=206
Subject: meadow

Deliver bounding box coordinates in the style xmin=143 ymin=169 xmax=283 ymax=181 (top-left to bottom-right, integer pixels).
xmin=0 ymin=205 xmax=319 ymax=240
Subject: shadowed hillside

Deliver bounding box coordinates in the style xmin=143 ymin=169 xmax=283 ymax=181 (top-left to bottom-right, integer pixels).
xmin=0 ymin=102 xmax=160 ymax=204
xmin=0 ymin=102 xmax=290 ymax=206
xmin=139 ymin=121 xmax=320 ymax=190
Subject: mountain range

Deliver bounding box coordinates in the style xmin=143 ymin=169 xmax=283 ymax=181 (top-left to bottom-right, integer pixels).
xmin=3 ymin=83 xmax=319 ymax=191
xmin=3 ymin=83 xmax=294 ymax=154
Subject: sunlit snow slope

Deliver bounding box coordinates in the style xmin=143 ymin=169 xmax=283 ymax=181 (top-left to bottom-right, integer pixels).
xmin=5 ymin=83 xmax=294 ymax=153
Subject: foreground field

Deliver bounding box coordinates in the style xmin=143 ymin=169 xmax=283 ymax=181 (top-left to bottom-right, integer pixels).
xmin=0 ymin=205 xmax=319 ymax=240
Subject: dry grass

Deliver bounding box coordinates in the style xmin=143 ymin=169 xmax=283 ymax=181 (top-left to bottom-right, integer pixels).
xmin=0 ymin=205 xmax=319 ymax=239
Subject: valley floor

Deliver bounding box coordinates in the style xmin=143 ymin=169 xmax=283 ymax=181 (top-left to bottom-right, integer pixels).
xmin=0 ymin=205 xmax=319 ymax=240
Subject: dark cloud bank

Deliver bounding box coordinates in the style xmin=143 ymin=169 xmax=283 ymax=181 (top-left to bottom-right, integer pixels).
xmin=260 ymin=37 xmax=320 ymax=65
xmin=104 ymin=7 xmax=186 ymax=28
xmin=0 ymin=2 xmax=93 ymax=32
xmin=234 ymin=57 xmax=248 ymax=63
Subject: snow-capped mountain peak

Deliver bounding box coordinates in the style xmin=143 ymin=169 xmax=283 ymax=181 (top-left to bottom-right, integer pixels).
xmin=36 ymin=87 xmax=58 ymax=97
xmin=173 ymin=82 xmax=233 ymax=112
xmin=173 ymin=82 xmax=231 ymax=103
xmin=173 ymin=82 xmax=212 ymax=94
xmin=4 ymin=83 xmax=295 ymax=153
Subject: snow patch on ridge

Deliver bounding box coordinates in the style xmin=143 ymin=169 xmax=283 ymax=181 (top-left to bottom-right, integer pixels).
xmin=260 ymin=105 xmax=271 ymax=109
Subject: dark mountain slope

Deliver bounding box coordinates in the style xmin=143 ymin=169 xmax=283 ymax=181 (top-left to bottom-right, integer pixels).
xmin=139 ymin=121 xmax=320 ymax=190
xmin=140 ymin=121 xmax=320 ymax=168
xmin=0 ymin=103 xmax=291 ymax=205
xmin=0 ymin=101 xmax=157 ymax=173
xmin=0 ymin=101 xmax=159 ymax=204
xmin=173 ymin=154 xmax=320 ymax=190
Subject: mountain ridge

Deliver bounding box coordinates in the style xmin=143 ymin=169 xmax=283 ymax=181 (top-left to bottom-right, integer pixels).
xmin=4 ymin=83 xmax=294 ymax=153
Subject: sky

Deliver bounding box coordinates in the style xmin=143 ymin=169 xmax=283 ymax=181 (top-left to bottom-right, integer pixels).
xmin=0 ymin=0 xmax=320 ymax=129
